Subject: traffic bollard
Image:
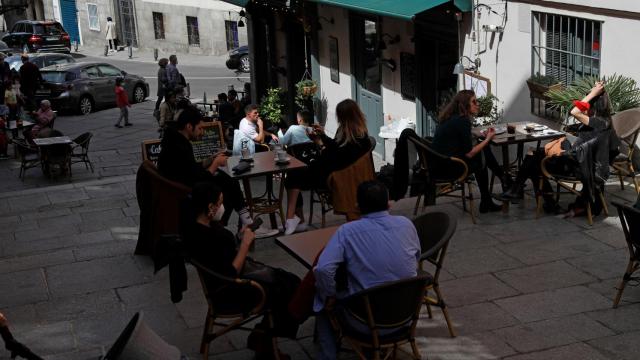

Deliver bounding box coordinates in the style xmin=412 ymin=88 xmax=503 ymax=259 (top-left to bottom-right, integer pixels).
xmin=128 ymin=45 xmax=133 ymax=59
xmin=153 ymin=48 xmax=158 ymax=61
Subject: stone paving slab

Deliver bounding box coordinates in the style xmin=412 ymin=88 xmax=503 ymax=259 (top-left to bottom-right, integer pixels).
xmin=1 ymin=104 xmax=640 ymax=358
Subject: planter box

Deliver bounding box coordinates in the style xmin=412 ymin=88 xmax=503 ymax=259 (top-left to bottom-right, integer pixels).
xmin=526 ymin=80 xmax=563 ymax=101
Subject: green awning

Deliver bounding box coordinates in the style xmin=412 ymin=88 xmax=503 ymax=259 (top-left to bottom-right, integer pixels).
xmin=219 ymin=0 xmax=248 ymax=6
xmin=310 ymin=0 xmax=472 ymax=20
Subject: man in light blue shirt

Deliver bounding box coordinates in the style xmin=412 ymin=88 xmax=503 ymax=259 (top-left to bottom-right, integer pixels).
xmin=280 ymin=110 xmax=313 ymax=147
xmin=314 ymin=180 xmax=421 ymax=360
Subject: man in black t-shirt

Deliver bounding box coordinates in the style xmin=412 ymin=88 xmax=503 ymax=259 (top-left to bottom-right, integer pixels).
xmin=158 ymin=105 xmax=278 ymax=238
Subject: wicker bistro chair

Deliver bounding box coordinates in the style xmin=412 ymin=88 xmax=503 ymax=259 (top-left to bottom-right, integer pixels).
xmin=329 ymin=274 xmax=433 ymax=360
xmin=408 ymin=136 xmax=476 ymax=223
xmin=12 ymin=138 xmax=41 ymax=180
xmin=536 ymin=155 xmax=609 ymax=225
xmin=413 ymin=209 xmax=458 ymax=338
xmin=308 ymin=137 xmax=376 ymax=227
xmin=190 ymin=259 xmax=282 ymax=360
xmin=70 ymin=132 xmax=94 ymax=172
xmin=611 ymin=201 xmax=640 ymax=308
xmin=40 ymin=142 xmax=72 ymax=179
xmin=611 ymin=108 xmax=640 ymax=193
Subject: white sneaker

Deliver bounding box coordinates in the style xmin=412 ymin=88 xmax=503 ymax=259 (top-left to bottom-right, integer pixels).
xmin=284 ymin=216 xmax=301 ymax=235
xmin=295 ymin=223 xmax=308 ymax=233
xmin=254 ymin=226 xmax=279 ymax=239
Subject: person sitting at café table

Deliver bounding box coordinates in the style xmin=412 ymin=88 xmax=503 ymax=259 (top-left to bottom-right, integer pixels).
xmin=431 ymin=90 xmax=508 ymax=213
xmin=313 ymin=180 xmax=421 ymax=360
xmin=239 ymin=104 xmax=279 ymax=149
xmin=158 ymin=105 xmax=278 ymax=238
xmin=217 ymin=92 xmax=235 ymax=127
xmin=184 ymin=182 xmax=300 ymax=360
xmin=283 ymin=99 xmax=371 ymax=235
xmin=497 ymin=81 xmax=618 ymax=216
xmin=27 ymin=100 xmax=54 ymax=140
xmin=279 ymin=110 xmax=313 ymax=147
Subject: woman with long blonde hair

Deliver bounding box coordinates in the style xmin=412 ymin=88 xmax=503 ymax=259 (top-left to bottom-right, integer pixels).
xmin=283 ymin=99 xmax=371 ymax=234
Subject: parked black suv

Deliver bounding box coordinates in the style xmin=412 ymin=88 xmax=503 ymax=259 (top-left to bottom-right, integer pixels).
xmin=225 ymin=45 xmax=250 ymax=73
xmin=2 ymin=20 xmax=71 ymax=54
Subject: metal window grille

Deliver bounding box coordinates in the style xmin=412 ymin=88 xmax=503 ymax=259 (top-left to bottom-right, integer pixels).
xmin=531 ymin=12 xmax=602 ymax=118
xmin=186 ymin=16 xmax=200 ymax=46
xmin=153 ymin=12 xmax=164 ymax=40
xmin=117 ymin=0 xmax=138 ymax=47
xmin=224 ymin=20 xmax=239 ymax=50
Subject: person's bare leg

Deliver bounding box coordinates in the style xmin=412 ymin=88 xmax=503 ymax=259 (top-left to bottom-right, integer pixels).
xmin=286 ymin=188 xmax=300 ymax=219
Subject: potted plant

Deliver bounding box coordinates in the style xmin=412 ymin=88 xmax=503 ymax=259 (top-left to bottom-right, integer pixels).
xmin=474 ymin=94 xmax=503 ymax=127
xmin=259 ymin=87 xmax=286 ymax=130
xmin=527 ymin=73 xmax=563 ymax=100
xmin=295 ymin=79 xmax=318 ymax=110
xmin=546 ymin=74 xmax=640 ymax=119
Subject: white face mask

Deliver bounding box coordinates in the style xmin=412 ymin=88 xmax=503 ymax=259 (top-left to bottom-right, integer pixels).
xmin=212 ymin=204 xmax=225 ymax=222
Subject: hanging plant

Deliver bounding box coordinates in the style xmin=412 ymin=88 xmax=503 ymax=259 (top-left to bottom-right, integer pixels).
xmin=295 ymin=79 xmax=317 ymax=109
xmin=260 ymin=87 xmax=285 ymax=127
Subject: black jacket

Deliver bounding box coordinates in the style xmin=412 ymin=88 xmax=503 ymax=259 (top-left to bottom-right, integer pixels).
xmin=158 ymin=128 xmax=214 ymax=187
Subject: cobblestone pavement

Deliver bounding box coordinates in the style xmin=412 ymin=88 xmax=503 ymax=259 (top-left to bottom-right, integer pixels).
xmin=1 ymin=103 xmax=640 ymax=359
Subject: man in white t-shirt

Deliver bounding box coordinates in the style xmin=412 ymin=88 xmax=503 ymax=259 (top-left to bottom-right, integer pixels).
xmin=239 ymin=104 xmax=279 ymax=147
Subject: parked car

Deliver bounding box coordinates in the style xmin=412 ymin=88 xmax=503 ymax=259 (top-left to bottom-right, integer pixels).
xmin=1 ymin=20 xmax=71 ymax=54
xmin=37 ymin=62 xmax=149 ymax=115
xmin=225 ymin=45 xmax=250 ymax=73
xmin=0 ymin=40 xmax=10 ymax=55
xmin=6 ymin=53 xmax=75 ymax=73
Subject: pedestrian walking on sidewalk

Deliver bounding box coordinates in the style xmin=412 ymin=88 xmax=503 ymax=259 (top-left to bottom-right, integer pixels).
xmin=166 ymin=55 xmax=181 ymax=90
xmin=155 ymin=58 xmax=169 ymax=111
xmin=106 ymin=17 xmax=117 ymax=53
xmin=114 ymin=77 xmax=131 ymax=128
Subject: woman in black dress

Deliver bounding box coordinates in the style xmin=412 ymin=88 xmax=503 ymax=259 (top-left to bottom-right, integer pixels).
xmin=431 ymin=90 xmax=505 ymax=213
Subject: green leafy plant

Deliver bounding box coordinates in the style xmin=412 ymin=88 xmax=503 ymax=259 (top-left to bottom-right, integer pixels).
xmin=260 ymin=87 xmax=285 ymax=126
xmin=295 ymin=79 xmax=317 ymax=109
xmin=528 ymin=72 xmax=560 ymax=87
xmin=546 ymin=74 xmax=640 ymax=118
xmin=474 ymin=94 xmax=503 ymax=126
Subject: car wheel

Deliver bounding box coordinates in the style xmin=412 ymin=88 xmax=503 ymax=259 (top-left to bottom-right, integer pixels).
xmin=22 ymin=43 xmax=29 ymax=54
xmin=239 ymin=55 xmax=250 ymax=73
xmin=133 ymin=85 xmax=145 ymax=103
xmin=78 ymin=95 xmax=93 ymax=115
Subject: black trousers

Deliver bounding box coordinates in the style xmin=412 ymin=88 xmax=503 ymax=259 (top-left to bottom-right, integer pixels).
xmin=212 ymin=171 xmax=246 ymax=225
xmin=467 ymin=147 xmax=504 ymax=201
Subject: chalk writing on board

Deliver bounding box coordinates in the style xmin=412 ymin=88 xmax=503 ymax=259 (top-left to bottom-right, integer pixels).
xmin=191 ymin=122 xmax=224 ymax=163
xmin=142 ymin=140 xmax=162 ymax=165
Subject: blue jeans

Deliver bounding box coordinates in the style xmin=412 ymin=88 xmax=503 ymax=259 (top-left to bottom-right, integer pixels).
xmin=316 ymin=311 xmax=338 ymax=360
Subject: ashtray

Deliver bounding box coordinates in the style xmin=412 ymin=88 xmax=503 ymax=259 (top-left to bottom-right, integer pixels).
xmin=275 ymin=157 xmax=291 ymax=165
xmin=240 ymin=157 xmax=254 ymax=163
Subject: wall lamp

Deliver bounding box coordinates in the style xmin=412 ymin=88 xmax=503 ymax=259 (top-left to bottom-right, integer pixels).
xmin=453 ymin=55 xmax=481 ymax=74
xmin=379 ymin=33 xmax=400 ymax=50
xmin=317 ymin=16 xmax=334 ymax=31
xmin=230 ymin=9 xmax=246 ymax=27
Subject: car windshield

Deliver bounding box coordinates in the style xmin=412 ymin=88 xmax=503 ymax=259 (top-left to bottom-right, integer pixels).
xmin=7 ymin=58 xmax=22 ymax=70
xmin=34 ymin=23 xmax=65 ymax=35
xmin=41 ymin=71 xmax=74 ymax=83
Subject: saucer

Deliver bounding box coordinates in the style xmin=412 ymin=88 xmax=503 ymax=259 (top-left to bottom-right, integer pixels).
xmin=275 ymin=156 xmax=291 ymax=164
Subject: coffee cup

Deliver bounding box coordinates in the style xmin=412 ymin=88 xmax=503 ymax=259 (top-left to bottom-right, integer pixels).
xmin=507 ymin=124 xmax=516 ymax=134
xmin=276 ymin=150 xmax=287 ymax=162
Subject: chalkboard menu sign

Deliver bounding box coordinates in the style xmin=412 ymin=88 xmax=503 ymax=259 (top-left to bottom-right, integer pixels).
xmin=400 ymin=52 xmax=416 ymax=100
xmin=141 ymin=139 xmax=162 ymax=165
xmin=191 ymin=121 xmax=224 ymax=163
xmin=141 ymin=121 xmax=225 ymax=166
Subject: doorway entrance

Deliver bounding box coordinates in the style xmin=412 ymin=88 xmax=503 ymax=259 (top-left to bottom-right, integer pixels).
xmin=415 ymin=6 xmax=459 ymax=136
xmin=351 ymin=14 xmax=383 ymax=155
xmin=115 ymin=0 xmax=137 ymax=47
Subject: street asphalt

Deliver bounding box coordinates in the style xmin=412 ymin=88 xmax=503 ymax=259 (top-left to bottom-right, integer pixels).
xmin=1 ymin=49 xmax=640 ymax=359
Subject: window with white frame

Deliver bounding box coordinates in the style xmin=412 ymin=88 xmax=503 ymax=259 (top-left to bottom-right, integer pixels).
xmin=87 ymin=4 xmax=99 ymax=31
xmin=532 ymin=12 xmax=602 ymax=86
